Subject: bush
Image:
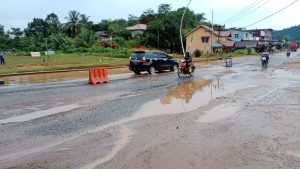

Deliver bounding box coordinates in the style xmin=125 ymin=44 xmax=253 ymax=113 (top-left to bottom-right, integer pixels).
xmin=246 ymin=47 xmax=252 ymax=55
xmin=193 ymin=49 xmax=201 ymax=57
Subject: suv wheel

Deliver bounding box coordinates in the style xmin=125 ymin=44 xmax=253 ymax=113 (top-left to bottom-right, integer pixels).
xmin=148 ymin=66 xmax=156 ymax=74
xmin=134 ymin=70 xmax=140 ymax=75
xmin=171 ymin=64 xmax=178 ymax=72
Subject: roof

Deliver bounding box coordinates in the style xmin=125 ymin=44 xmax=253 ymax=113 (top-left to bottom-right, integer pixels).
xmin=218 ymin=31 xmax=231 ymax=37
xmin=247 ymin=29 xmax=273 ymax=32
xmin=221 ymin=41 xmax=235 ymax=47
xmin=96 ymin=31 xmax=110 ymax=36
xmin=127 ymin=24 xmax=147 ymax=31
xmin=185 ymin=25 xmax=230 ymax=37
xmin=227 ymin=28 xmax=253 ymax=34
xmin=235 ymin=40 xmax=258 ymax=48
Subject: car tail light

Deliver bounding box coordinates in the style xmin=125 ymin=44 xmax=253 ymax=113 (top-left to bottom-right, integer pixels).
xmin=140 ymin=57 xmax=147 ymax=63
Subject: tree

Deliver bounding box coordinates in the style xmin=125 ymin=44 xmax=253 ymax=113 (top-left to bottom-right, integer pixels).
xmin=49 ymin=33 xmax=73 ymax=51
xmin=79 ymin=14 xmax=93 ymax=29
xmin=128 ymin=14 xmax=139 ymax=26
xmin=0 ymin=25 xmax=8 ymax=50
xmin=139 ymin=8 xmax=155 ymax=24
xmin=10 ymin=28 xmax=23 ymax=38
xmin=46 ymin=13 xmax=61 ymax=35
xmin=75 ymin=28 xmax=96 ymax=48
xmin=25 ymin=18 xmax=49 ymax=39
xmin=65 ymin=10 xmax=81 ymax=37
xmin=158 ymin=4 xmax=171 ymax=15
xmin=0 ymin=25 xmax=5 ymax=36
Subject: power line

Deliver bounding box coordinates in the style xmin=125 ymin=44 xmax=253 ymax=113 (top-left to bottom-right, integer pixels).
xmin=226 ymin=0 xmax=273 ymax=26
xmin=222 ymin=0 xmax=263 ymax=24
xmin=245 ymin=0 xmax=299 ymax=28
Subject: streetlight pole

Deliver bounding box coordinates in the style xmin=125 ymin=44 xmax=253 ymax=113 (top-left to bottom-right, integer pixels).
xmin=180 ymin=0 xmax=193 ymax=58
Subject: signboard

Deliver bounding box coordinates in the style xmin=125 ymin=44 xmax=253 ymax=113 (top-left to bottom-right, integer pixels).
xmin=45 ymin=50 xmax=55 ymax=56
xmin=31 ymin=52 xmax=41 ymax=57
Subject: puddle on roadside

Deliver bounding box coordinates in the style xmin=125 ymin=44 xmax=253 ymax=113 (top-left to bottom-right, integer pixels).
xmin=0 ymin=104 xmax=84 ymax=124
xmin=133 ymin=79 xmax=226 ymax=118
xmin=133 ymin=77 xmax=255 ymax=120
xmin=197 ymin=104 xmax=240 ymax=123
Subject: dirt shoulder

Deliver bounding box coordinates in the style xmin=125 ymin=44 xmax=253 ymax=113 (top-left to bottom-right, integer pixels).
xmin=99 ymin=55 xmax=300 ymax=169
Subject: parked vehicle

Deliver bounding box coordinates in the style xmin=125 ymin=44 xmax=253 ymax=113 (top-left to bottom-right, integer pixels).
xmin=289 ymin=42 xmax=298 ymax=52
xmin=129 ymin=50 xmax=178 ymax=75
xmin=177 ymin=59 xmax=195 ymax=78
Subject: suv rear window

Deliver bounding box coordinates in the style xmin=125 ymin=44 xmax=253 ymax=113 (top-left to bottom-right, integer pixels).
xmin=131 ymin=52 xmax=145 ymax=60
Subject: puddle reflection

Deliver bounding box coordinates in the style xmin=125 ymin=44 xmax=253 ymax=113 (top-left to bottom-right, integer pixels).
xmin=134 ymin=79 xmax=226 ymax=118
xmin=160 ymin=79 xmax=224 ymax=105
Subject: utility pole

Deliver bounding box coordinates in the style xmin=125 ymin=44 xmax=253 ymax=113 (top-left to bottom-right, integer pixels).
xmin=211 ymin=10 xmax=214 ymax=54
xmin=180 ymin=0 xmax=193 ymax=57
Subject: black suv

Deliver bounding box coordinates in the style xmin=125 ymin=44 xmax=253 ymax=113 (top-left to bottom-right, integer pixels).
xmin=129 ymin=50 xmax=178 ymax=75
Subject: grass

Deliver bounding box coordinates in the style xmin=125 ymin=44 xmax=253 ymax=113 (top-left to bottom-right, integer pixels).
xmin=0 ymin=53 xmax=129 ymax=75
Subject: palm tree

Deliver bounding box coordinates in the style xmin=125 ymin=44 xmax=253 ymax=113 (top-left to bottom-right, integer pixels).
xmin=79 ymin=14 xmax=93 ymax=29
xmin=65 ymin=10 xmax=81 ymax=37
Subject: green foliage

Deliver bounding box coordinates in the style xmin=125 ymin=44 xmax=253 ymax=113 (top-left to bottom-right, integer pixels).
xmin=233 ymin=49 xmax=253 ymax=55
xmin=273 ymin=25 xmax=300 ymax=42
xmin=0 ymin=4 xmax=209 ymax=54
xmin=25 ymin=18 xmax=50 ymax=38
xmin=49 ymin=33 xmax=73 ymax=51
xmin=65 ymin=10 xmax=81 ymax=37
xmin=193 ymin=49 xmax=201 ymax=57
xmin=113 ymin=37 xmax=126 ymax=47
xmin=45 ymin=13 xmax=62 ymax=35
xmin=75 ymin=29 xmax=96 ymax=48
xmin=246 ymin=47 xmax=252 ymax=55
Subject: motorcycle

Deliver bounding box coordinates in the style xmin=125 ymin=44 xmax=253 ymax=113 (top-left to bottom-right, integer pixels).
xmin=177 ymin=60 xmax=195 ymax=78
xmin=287 ymin=51 xmax=290 ymax=58
xmin=261 ymin=54 xmax=268 ymax=67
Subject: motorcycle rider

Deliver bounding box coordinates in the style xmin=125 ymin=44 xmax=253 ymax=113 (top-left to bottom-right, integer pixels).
xmin=184 ymin=52 xmax=192 ymax=71
xmin=261 ymin=49 xmax=269 ymax=63
xmin=287 ymin=48 xmax=291 ymax=56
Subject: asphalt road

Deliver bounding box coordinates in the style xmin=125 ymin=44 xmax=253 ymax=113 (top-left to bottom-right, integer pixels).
xmin=0 ymin=50 xmax=299 ymax=169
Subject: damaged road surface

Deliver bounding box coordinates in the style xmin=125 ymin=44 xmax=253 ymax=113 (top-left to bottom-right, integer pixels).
xmin=0 ymin=51 xmax=300 ymax=169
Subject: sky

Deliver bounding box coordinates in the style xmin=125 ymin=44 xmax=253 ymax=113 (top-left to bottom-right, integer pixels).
xmin=0 ymin=0 xmax=299 ymax=31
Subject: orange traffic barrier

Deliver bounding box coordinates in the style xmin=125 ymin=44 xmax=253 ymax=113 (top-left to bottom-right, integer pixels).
xmin=100 ymin=67 xmax=109 ymax=83
xmin=88 ymin=68 xmax=97 ymax=84
xmin=88 ymin=67 xmax=110 ymax=85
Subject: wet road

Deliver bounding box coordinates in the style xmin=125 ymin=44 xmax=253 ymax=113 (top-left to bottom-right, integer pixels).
xmin=0 ymin=51 xmax=299 ymax=168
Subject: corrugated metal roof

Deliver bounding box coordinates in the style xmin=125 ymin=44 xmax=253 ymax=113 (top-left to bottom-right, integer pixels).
xmin=127 ymin=24 xmax=147 ymax=31
xmin=235 ymin=40 xmax=258 ymax=48
xmin=185 ymin=25 xmax=230 ymax=37
xmin=221 ymin=41 xmax=235 ymax=47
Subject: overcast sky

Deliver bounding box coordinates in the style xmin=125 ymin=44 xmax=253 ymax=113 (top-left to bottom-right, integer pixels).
xmin=0 ymin=0 xmax=299 ymax=31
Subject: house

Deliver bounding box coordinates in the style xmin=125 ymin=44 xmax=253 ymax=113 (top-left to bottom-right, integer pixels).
xmin=235 ymin=40 xmax=258 ymax=49
xmin=227 ymin=28 xmax=254 ymax=42
xmin=221 ymin=41 xmax=235 ymax=53
xmin=127 ymin=24 xmax=147 ymax=38
xmin=185 ymin=25 xmax=231 ymax=54
xmin=96 ymin=31 xmax=112 ymax=41
xmin=247 ymin=29 xmax=273 ymax=41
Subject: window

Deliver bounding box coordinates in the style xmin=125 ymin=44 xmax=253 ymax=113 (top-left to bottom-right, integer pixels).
xmin=201 ymin=37 xmax=209 ymax=43
xmin=235 ymin=34 xmax=239 ymax=38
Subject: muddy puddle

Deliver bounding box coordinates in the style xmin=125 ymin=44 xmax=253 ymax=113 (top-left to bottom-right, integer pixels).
xmin=197 ymin=104 xmax=240 ymax=123
xmin=0 ymin=68 xmax=130 ymax=86
xmin=133 ymin=76 xmax=255 ymax=120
